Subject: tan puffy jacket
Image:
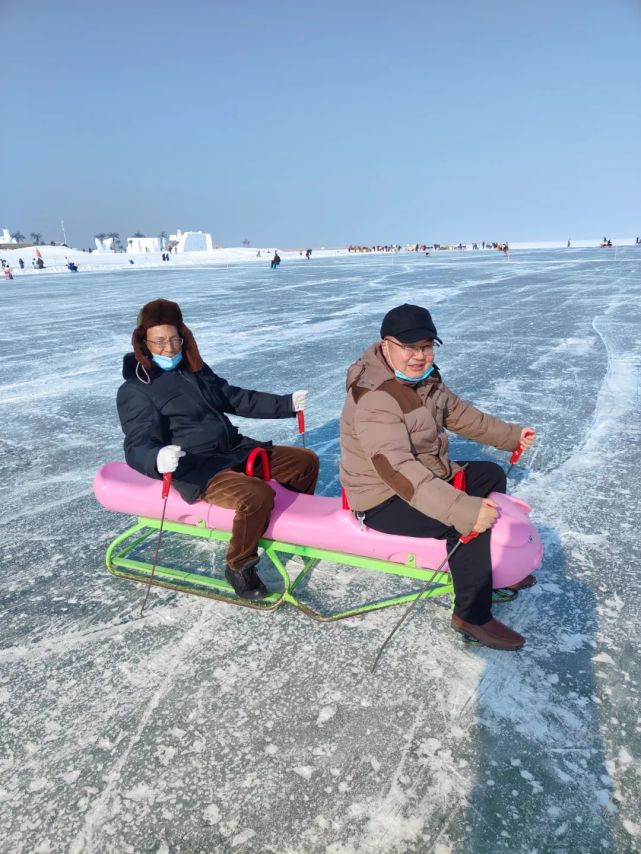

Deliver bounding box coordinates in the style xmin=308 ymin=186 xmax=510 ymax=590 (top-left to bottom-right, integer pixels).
xmin=339 ymin=344 xmax=523 ymax=535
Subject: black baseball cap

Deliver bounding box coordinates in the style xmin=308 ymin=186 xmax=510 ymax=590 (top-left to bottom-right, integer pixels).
xmin=380 ymin=304 xmax=442 ymax=344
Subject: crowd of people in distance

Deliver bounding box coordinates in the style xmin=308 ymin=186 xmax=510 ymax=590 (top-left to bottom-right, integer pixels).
xmin=348 ymin=241 xmax=510 ymax=254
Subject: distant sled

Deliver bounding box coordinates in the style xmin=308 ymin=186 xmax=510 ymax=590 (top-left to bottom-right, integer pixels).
xmin=94 ymin=452 xmax=543 ymax=620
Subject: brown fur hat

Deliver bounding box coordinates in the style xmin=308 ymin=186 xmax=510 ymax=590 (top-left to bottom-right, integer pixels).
xmin=132 ymin=298 xmax=204 ymax=372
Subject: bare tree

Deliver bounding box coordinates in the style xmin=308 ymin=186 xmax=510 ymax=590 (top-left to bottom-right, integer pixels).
xmin=108 ymin=232 xmax=122 ymax=251
xmin=30 ymin=231 xmax=42 ymax=245
xmin=12 ymin=231 xmax=25 ymax=243
xmin=132 ymin=231 xmax=144 ymax=238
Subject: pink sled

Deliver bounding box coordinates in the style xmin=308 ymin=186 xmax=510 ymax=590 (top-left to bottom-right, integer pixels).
xmin=94 ymin=462 xmax=542 ymax=593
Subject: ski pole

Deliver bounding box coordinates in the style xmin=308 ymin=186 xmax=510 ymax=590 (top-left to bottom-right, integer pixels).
xmin=371 ymin=529 xmax=479 ymax=673
xmin=140 ymin=472 xmax=172 ymax=617
xmin=506 ymin=430 xmax=535 ymax=477
xmin=297 ymin=409 xmax=306 ymax=447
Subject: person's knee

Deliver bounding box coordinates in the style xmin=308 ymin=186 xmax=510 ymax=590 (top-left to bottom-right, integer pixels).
xmin=239 ymin=481 xmax=275 ymax=515
xmin=301 ymin=449 xmax=320 ymax=489
xmin=303 ymin=449 xmax=320 ymax=474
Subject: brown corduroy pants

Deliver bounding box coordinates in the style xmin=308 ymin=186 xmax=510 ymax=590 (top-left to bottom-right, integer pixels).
xmin=199 ymin=445 xmax=319 ymax=570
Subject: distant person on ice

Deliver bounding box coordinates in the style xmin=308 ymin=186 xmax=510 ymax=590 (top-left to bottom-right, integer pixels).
xmin=339 ymin=303 xmax=536 ymax=651
xmin=270 ymin=251 xmax=281 ymax=269
xmin=117 ymin=299 xmax=318 ymax=600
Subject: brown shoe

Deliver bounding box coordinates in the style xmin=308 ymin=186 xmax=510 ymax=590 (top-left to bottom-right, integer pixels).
xmin=451 ymin=614 xmax=525 ymax=651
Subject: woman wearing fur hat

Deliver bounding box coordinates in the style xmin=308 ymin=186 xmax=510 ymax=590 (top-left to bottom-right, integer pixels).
xmin=340 ymin=304 xmax=536 ymax=651
xmin=117 ymin=298 xmax=319 ymax=601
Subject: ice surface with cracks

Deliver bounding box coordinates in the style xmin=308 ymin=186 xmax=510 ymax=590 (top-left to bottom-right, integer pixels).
xmin=1 ymin=248 xmax=640 ymax=852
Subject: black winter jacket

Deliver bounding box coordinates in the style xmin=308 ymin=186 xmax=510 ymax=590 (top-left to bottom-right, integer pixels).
xmin=117 ymin=353 xmax=296 ymax=503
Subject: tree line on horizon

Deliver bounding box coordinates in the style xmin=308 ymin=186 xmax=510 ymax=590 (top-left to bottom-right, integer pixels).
xmin=7 ymin=231 xmax=54 ymax=246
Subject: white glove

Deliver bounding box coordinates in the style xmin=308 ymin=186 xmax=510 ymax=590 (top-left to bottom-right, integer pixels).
xmin=156 ymin=445 xmax=185 ymax=474
xmin=292 ymin=389 xmax=308 ymax=412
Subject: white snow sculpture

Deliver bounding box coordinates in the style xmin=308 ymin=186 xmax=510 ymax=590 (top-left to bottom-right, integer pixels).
xmin=169 ymin=228 xmax=214 ymax=253
xmin=94 ymin=237 xmax=115 ymax=253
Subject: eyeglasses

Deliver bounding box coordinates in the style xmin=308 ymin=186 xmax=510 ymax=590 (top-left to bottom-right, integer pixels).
xmin=146 ymin=336 xmax=183 ymax=349
xmin=385 ymin=338 xmax=439 ymax=355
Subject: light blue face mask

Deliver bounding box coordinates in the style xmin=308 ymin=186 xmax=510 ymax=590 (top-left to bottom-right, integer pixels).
xmin=395 ymin=365 xmax=434 ymax=383
xmin=152 ymin=351 xmax=183 ymax=371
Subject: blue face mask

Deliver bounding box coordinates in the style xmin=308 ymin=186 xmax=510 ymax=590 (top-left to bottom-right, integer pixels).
xmin=152 ymin=351 xmax=183 ymax=371
xmin=395 ymin=365 xmax=434 ymax=383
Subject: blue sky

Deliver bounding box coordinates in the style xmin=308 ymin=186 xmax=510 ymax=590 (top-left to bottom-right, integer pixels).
xmin=3 ymin=0 xmax=640 ymax=248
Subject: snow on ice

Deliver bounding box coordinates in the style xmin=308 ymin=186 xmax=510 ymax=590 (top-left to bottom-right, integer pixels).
xmin=1 ymin=247 xmax=640 ymax=852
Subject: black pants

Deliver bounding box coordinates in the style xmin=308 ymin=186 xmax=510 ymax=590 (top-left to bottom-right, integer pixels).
xmin=363 ymin=461 xmax=507 ymax=624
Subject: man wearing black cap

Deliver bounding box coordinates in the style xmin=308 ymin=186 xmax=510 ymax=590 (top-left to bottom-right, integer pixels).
xmin=340 ymin=303 xmax=536 ymax=650
xmin=117 ymin=298 xmax=319 ymax=601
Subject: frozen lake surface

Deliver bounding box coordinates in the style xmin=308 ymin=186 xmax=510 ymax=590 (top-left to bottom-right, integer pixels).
xmin=1 ymin=248 xmax=640 ymax=852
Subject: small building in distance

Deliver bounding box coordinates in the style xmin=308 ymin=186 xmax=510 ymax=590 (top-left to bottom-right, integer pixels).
xmin=126 ymin=236 xmax=167 ymax=254
xmin=169 ymin=229 xmax=214 ymax=253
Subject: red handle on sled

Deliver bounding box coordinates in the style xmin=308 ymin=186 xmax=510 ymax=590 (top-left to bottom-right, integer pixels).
xmin=509 ymin=430 xmax=535 ymax=466
xmin=297 ymin=410 xmax=306 ymax=447
xmin=245 ymin=447 xmax=271 ymax=480
xmin=162 ymin=472 xmax=172 ymax=499
xmin=452 ymin=469 xmax=479 ymax=544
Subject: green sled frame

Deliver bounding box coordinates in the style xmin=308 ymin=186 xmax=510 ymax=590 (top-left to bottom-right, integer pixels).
xmin=105 ymin=515 xmax=456 ymax=621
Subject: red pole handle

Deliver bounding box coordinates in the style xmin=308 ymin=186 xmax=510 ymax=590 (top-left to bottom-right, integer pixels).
xmin=451 ymin=468 xmax=479 ymax=543
xmin=509 ymin=430 xmax=535 ymax=466
xmin=297 ymin=410 xmax=305 ymax=434
xmin=452 ymin=470 xmax=467 ymax=491
xmin=245 ymin=447 xmax=271 ymax=480
xmin=162 ymin=472 xmax=172 ymax=499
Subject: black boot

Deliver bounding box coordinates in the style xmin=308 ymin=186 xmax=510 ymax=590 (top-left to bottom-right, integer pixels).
xmin=224 ymin=560 xmax=268 ymax=600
